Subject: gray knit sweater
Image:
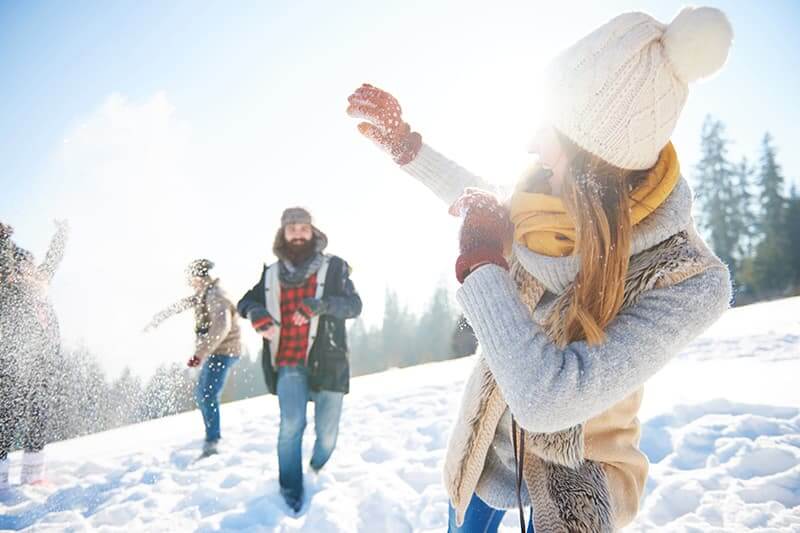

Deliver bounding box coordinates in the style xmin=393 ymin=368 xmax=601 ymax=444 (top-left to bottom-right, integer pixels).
xmin=403 ymin=142 xmax=732 ymax=509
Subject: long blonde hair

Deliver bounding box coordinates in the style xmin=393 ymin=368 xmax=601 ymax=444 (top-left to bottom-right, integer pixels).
xmin=546 ymin=134 xmax=650 ymax=347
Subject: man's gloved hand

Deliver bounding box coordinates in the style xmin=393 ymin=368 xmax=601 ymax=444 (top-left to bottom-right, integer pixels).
xmin=248 ymin=307 xmax=275 ymax=332
xmin=299 ymin=298 xmax=326 ymax=318
xmin=292 ymin=297 xmax=328 ymax=326
xmin=248 ymin=307 xmax=279 ymax=340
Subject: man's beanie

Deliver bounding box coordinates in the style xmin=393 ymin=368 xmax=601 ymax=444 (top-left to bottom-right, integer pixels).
xmin=281 ymin=207 xmax=313 ymax=228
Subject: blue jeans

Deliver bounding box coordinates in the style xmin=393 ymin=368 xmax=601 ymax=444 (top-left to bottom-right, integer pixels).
xmin=195 ymin=354 xmax=238 ymax=442
xmin=277 ymin=366 xmax=344 ymax=504
xmin=448 ymin=494 xmax=534 ymax=533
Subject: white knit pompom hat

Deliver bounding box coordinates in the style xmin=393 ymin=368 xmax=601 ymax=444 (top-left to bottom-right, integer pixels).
xmin=543 ymin=6 xmax=733 ymax=170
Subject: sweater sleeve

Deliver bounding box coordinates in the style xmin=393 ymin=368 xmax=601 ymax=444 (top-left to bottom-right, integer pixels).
xmin=144 ymin=296 xmax=196 ymax=332
xmin=321 ymin=261 xmax=363 ymax=320
xmin=456 ymin=264 xmax=732 ymax=433
xmin=237 ymin=266 xmax=267 ymax=319
xmin=401 ymin=143 xmax=498 ymax=205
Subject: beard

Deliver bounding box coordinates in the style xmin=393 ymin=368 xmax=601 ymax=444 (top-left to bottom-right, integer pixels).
xmin=284 ymin=236 xmax=317 ymax=265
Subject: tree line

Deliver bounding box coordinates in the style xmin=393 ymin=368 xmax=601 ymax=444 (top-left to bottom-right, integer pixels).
xmin=694 ymin=116 xmax=800 ymax=304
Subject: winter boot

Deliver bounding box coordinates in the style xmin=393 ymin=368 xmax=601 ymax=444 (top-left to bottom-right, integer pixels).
xmin=20 ymin=451 xmax=46 ymax=485
xmin=201 ymin=440 xmax=219 ymax=457
xmin=281 ymin=488 xmax=303 ymax=514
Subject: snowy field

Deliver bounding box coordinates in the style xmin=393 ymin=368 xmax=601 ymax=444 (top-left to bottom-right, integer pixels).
xmin=1 ymin=297 xmax=799 ymax=532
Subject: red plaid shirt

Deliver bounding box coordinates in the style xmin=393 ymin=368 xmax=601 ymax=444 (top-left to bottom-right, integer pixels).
xmin=276 ymin=273 xmax=318 ymax=367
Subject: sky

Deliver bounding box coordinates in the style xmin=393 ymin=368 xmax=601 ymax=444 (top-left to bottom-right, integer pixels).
xmin=2 ymin=0 xmax=799 ymax=377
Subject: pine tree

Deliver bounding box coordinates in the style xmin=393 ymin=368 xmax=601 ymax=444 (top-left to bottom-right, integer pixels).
xmin=416 ymin=283 xmax=457 ymax=363
xmin=784 ymin=184 xmax=800 ymax=291
xmin=347 ymin=318 xmax=370 ymax=375
xmin=757 ymin=133 xmax=786 ymax=234
xmin=381 ymin=289 xmax=416 ymax=367
xmin=732 ymin=156 xmax=756 ymax=260
xmin=108 ymin=368 xmax=145 ymax=428
xmin=48 ymin=345 xmax=114 ymax=442
xmin=750 ymin=133 xmax=792 ymax=294
xmin=693 ymin=116 xmax=743 ymax=277
xmin=141 ymin=363 xmax=195 ymax=420
xmin=349 ymin=318 xmax=386 ymax=376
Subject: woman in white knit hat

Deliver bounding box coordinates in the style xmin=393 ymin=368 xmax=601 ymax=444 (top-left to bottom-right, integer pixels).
xmin=348 ymin=7 xmax=733 ymax=533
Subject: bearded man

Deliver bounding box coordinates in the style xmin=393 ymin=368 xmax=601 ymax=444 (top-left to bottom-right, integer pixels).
xmin=237 ymin=207 xmax=362 ymax=513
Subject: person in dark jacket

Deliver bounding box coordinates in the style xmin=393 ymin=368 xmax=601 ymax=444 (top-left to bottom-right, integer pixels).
xmin=238 ymin=207 xmax=362 ymax=513
xmin=0 ymin=220 xmax=68 ymax=489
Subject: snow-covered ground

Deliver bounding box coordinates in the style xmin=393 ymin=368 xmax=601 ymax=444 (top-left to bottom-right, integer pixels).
xmin=2 ymin=297 xmax=799 ymax=532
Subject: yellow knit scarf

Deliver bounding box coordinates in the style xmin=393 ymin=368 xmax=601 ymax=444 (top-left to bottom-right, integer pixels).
xmin=509 ymin=143 xmax=680 ymax=257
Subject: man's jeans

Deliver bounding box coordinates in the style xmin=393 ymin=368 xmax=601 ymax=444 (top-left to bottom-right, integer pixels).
xmin=448 ymin=493 xmax=534 ymax=533
xmin=195 ymin=354 xmax=238 ymax=443
xmin=277 ymin=366 xmax=344 ymax=504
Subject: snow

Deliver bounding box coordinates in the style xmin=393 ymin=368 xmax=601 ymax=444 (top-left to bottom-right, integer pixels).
xmin=1 ymin=297 xmax=799 ymax=532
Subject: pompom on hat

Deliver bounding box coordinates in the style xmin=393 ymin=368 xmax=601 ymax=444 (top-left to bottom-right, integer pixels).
xmin=542 ymin=6 xmax=733 ymax=170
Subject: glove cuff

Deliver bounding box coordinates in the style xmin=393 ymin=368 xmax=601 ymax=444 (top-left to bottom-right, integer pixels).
xmin=251 ymin=315 xmax=274 ymax=331
xmin=455 ymin=247 xmax=509 ymax=284
xmin=395 ymin=131 xmax=422 ymax=166
xmin=297 ymin=302 xmax=315 ymax=320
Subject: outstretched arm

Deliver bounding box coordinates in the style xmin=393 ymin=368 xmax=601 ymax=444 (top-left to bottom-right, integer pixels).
xmin=143 ymin=296 xmax=196 ymax=332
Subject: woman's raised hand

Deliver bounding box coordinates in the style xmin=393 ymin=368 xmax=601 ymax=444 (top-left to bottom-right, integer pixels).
xmin=346 ymin=83 xmax=422 ymax=165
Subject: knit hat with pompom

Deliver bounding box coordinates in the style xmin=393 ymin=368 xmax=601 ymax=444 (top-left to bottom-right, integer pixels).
xmin=542 ymin=6 xmax=733 ymax=170
xmin=186 ymin=258 xmax=215 ymax=279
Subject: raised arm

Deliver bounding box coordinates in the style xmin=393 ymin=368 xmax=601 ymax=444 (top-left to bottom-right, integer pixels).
xmin=143 ymin=296 xmax=196 ymax=332
xmin=38 ymin=220 xmax=69 ymax=282
xmin=347 ymin=83 xmax=496 ymax=206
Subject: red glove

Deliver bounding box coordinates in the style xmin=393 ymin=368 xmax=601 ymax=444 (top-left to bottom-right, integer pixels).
xmin=346 ymin=83 xmax=422 ymax=165
xmin=449 ymin=188 xmax=511 ymax=284
xmin=247 ymin=308 xmax=275 ymax=332
xmin=187 ymin=356 xmax=202 ymax=368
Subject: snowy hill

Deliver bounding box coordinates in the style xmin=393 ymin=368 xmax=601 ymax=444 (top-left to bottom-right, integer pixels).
xmin=2 ymin=298 xmax=799 ymax=532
